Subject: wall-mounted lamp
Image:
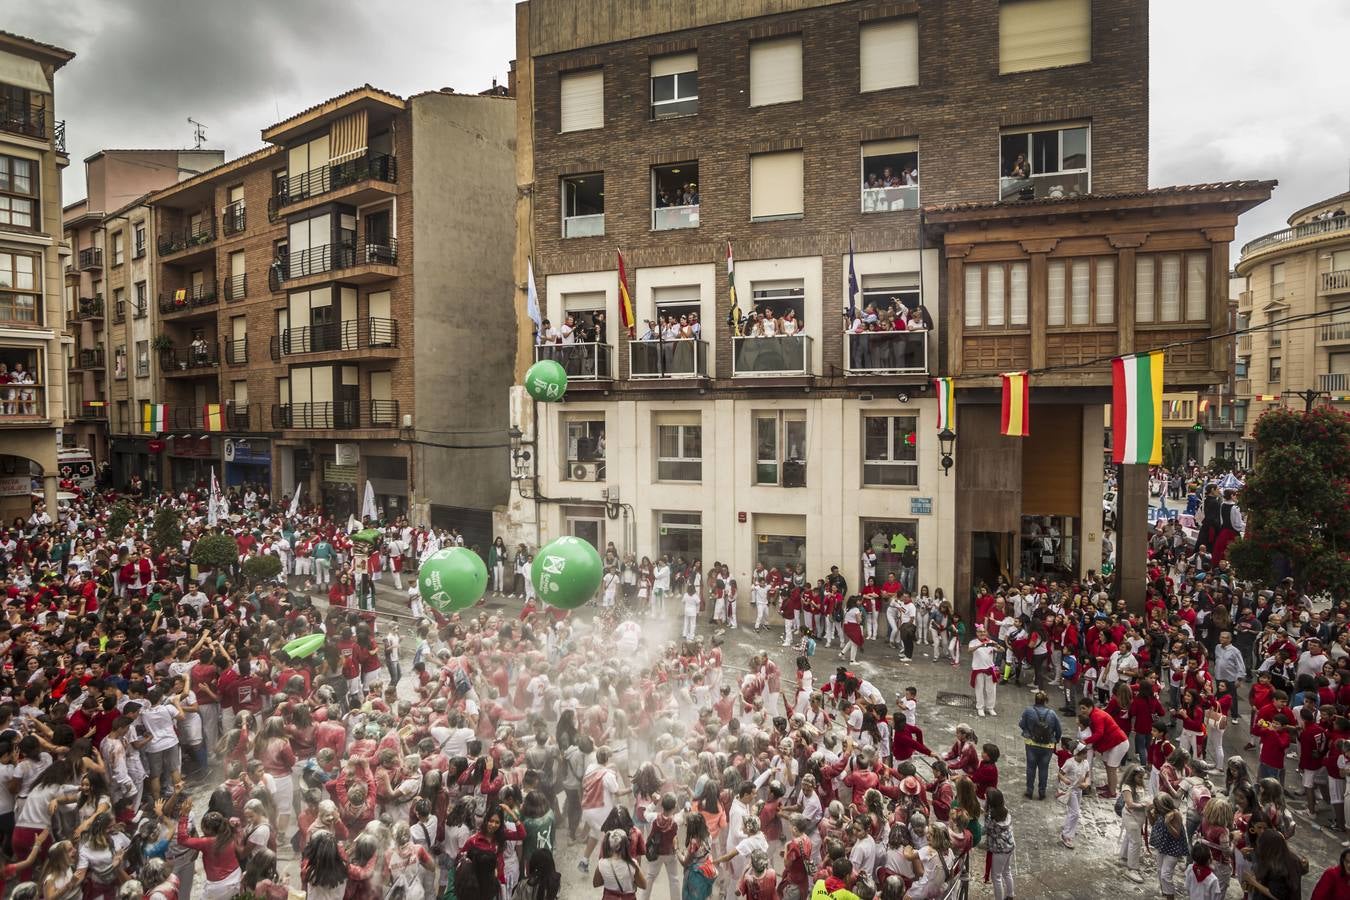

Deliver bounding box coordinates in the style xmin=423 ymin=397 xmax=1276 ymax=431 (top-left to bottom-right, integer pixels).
xmin=938 ymin=428 xmax=956 ymax=477
xmin=508 ymin=425 xmax=532 ymax=481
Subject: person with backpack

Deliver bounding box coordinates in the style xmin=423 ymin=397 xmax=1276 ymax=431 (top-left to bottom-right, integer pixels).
xmin=1018 ymin=691 xmax=1062 ymax=800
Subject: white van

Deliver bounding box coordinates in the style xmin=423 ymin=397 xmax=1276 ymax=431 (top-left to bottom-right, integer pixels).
xmin=56 ymin=447 xmax=96 ymax=493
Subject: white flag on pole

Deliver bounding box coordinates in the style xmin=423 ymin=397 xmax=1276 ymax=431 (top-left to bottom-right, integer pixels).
xmin=362 ymin=480 xmax=378 ymax=521
xmin=208 ymin=469 xmax=220 ymax=527
xmin=287 ymin=481 xmax=303 ymax=518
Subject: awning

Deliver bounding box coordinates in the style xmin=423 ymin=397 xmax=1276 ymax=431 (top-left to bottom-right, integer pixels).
xmin=0 ymin=50 xmax=49 ymax=94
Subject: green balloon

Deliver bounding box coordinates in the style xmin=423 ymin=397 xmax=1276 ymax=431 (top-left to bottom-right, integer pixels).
xmin=531 ymin=536 xmax=603 ymax=610
xmin=283 ymin=633 xmax=326 ymax=659
xmin=524 ymin=359 xmax=568 ymax=403
xmin=418 ymin=547 xmax=488 ymax=612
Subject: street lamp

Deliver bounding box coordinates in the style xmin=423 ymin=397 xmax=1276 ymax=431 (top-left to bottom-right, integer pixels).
xmin=507 ymin=425 xmax=532 ymax=480
xmin=938 ymin=427 xmax=956 ymax=476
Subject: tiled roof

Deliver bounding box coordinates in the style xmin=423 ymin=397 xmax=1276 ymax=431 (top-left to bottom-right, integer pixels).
xmin=0 ymin=29 xmax=75 ymax=62
xmin=263 ymin=84 xmax=405 ymax=134
xmin=923 ymin=181 xmax=1278 ymax=215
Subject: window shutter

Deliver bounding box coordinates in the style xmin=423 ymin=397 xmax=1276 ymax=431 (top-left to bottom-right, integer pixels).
xmin=1159 ymin=255 xmax=1182 ymax=322
xmin=964 ymin=266 xmax=982 ymax=327
xmin=560 ymin=70 xmax=604 ymax=132
xmin=655 ymin=410 xmax=701 ymax=427
xmin=986 ymin=265 xmax=1005 ymax=326
xmin=1094 ymin=258 xmax=1114 ymax=323
xmin=755 ymin=513 xmax=806 ymax=537
xmin=998 ymin=0 xmax=1091 ymax=75
xmin=1047 ymin=260 xmax=1066 ymax=326
xmin=230 ymin=252 xmax=245 ymax=278
xmin=1185 ymin=254 xmax=1207 ymax=321
xmin=859 ymin=18 xmax=918 ymax=92
xmin=862 ymin=138 xmax=918 ymax=156
xmin=0 ymin=50 xmax=48 ymax=93
xmin=651 ymin=53 xmax=697 ymax=78
xmin=1135 ymin=256 xmax=1155 ymax=323
xmin=1010 ymin=263 xmax=1029 ymax=325
xmin=749 ymin=151 xmax=803 ymax=219
xmin=750 ymin=37 xmax=803 ymax=107
xmin=1070 ymin=260 xmax=1091 ymax=324
xmin=329 ymin=109 xmax=368 ymax=164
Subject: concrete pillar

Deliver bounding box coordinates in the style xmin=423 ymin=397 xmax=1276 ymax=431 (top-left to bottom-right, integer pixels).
xmin=1116 ymin=464 xmax=1150 ymax=614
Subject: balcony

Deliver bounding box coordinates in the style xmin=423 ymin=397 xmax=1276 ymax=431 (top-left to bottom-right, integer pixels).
xmin=999 ymin=171 xmax=1090 ymax=202
xmin=271 ymin=399 xmax=398 ymax=430
xmin=222 ymin=202 xmax=246 ymax=236
xmin=1322 ymin=270 xmax=1350 ymax=294
xmin=225 ymin=273 xmax=247 ymax=302
xmin=158 ymin=283 xmax=218 ymax=316
xmin=0 ymin=384 xmax=46 ymax=423
xmin=1234 ymin=378 xmax=1251 ymax=397
xmin=629 ymin=339 xmax=709 ymax=379
xmin=862 ymin=185 xmax=919 ymax=213
xmin=844 ymin=330 xmax=929 ymax=375
xmin=225 ymin=337 xmax=248 ymax=366
xmin=75 ymin=296 xmax=104 ymax=321
xmin=226 ymin=402 xmax=253 ymax=431
xmin=1321 ymin=321 xmax=1350 ymax=344
xmin=75 ymin=348 xmax=105 ymax=370
xmin=160 ymin=342 xmax=219 ymax=375
xmin=1320 ymin=373 xmax=1350 ymax=394
xmin=112 ymin=300 xmax=125 ymax=324
xmin=271 ymin=152 xmax=397 ymax=213
xmin=1237 ymin=333 xmax=1252 ymax=353
xmin=74 ymin=401 xmax=106 ymax=421
xmin=653 ymin=204 xmax=698 ymax=231
xmin=0 ymin=100 xmax=51 ymax=143
xmin=535 ymin=342 xmax=613 ymax=381
xmin=1241 ymin=214 xmax=1350 ymax=259
xmin=77 ymin=247 xmax=103 ymax=270
xmin=563 ymin=213 xmax=604 ymax=238
xmin=157 ymin=217 xmax=216 ymax=257
xmin=268 ymin=317 xmax=399 ymax=359
xmin=731 ymin=335 xmax=813 ymax=376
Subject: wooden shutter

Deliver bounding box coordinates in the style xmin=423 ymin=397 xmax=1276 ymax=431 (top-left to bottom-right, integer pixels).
xmin=1009 ymin=263 xmax=1029 ymax=325
xmin=1185 ymin=254 xmax=1207 ymax=321
xmin=1094 ymin=258 xmax=1114 ymax=324
xmin=749 ymin=151 xmax=803 ymax=219
xmin=560 ymin=70 xmax=604 ymax=132
xmin=750 ymin=37 xmax=802 ymax=107
xmin=859 ymin=18 xmax=918 ymax=92
xmin=329 ymin=109 xmax=368 ymax=164
xmin=755 ymin=513 xmax=806 ymax=537
xmin=998 ymin=0 xmax=1091 ymax=74
xmin=1047 ymin=260 xmax=1066 ymax=326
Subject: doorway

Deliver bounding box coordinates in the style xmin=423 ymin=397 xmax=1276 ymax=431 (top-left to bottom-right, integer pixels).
xmin=566 ymin=514 xmax=604 ymax=550
xmin=971 ymin=531 xmax=1010 ymax=597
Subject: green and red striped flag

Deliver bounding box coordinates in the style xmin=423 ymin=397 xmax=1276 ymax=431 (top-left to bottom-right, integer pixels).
xmin=934 ymin=377 xmax=955 ymax=433
xmin=1111 ymin=351 xmax=1163 ymax=465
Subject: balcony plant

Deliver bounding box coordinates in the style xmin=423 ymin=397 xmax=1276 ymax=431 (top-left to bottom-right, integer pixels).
xmin=151 ymin=334 xmax=174 ymax=352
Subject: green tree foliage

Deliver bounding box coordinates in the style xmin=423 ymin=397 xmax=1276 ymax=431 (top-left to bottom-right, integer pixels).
xmin=149 ymin=507 xmax=181 ymax=555
xmin=107 ymin=501 xmax=134 ymax=539
xmin=1227 ymin=406 xmax=1350 ymax=596
xmin=192 ymin=533 xmax=238 ymax=570
xmin=242 ymin=554 xmax=283 ymax=585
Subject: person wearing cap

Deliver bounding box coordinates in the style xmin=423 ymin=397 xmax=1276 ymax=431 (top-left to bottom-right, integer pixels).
xmin=1057 ymin=741 xmax=1091 ymax=849
xmin=1019 ymin=691 xmax=1062 ymax=800
xmin=968 ymin=625 xmax=1000 ymax=717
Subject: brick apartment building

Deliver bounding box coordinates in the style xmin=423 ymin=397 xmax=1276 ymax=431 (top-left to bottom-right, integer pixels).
xmin=141 ymin=86 xmax=516 ymax=534
xmin=508 ymin=0 xmax=1270 ymax=606
xmin=0 ymin=30 xmax=73 ymax=522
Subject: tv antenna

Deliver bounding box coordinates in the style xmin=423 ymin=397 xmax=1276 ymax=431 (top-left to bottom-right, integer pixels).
xmin=187 ymin=117 xmax=207 ymax=149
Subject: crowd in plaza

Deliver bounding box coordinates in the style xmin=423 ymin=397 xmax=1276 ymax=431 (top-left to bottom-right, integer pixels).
xmin=0 ymin=475 xmax=1345 ymax=900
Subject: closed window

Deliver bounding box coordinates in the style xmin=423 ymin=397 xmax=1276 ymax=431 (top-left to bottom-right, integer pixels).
xmin=1047 ymin=257 xmax=1113 ymax=326
xmin=650 ymin=54 xmax=697 ymax=119
xmin=113 ymin=346 xmax=126 ymax=379
xmin=749 ymin=151 xmax=804 ymax=221
xmin=1135 ymin=253 xmax=1208 ymax=324
xmin=859 ymin=18 xmax=918 ymax=92
xmin=134 ymin=281 xmax=147 ymax=316
xmin=998 ymin=0 xmax=1091 ymax=74
xmin=560 ymin=69 xmax=604 ymax=132
xmin=656 ymin=421 xmax=702 ymax=481
xmin=0 ymin=251 xmax=38 ymax=324
xmin=863 ymin=415 xmax=919 ymax=487
xmin=1269 ymin=261 xmax=1285 ymax=299
xmin=0 ymin=155 xmax=36 ymax=228
xmin=111 ymin=231 xmax=124 ymax=266
xmin=1268 ymin=356 xmax=1281 ymax=382
xmin=754 ymin=411 xmax=807 ymax=487
xmin=133 ymin=224 xmax=146 ymax=257
xmin=749 ymin=36 xmax=802 ymax=107
xmin=964 ymin=261 xmax=1028 ymax=329
xmin=135 ymin=340 xmax=149 ymax=377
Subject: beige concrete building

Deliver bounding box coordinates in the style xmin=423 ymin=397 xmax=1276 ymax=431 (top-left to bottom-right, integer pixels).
xmin=1234 ymin=192 xmax=1350 ymax=447
xmin=0 ymin=30 xmax=73 ymax=521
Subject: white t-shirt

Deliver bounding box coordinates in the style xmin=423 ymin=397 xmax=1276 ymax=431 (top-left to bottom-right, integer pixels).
xmin=139 ymin=702 xmax=182 ymax=753
xmin=683 ymin=591 xmax=701 ymax=617
xmin=969 ymin=639 xmax=999 ymax=671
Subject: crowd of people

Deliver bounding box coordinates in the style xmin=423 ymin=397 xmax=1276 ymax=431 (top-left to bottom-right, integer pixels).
xmin=0 ymin=473 xmax=1345 ymax=900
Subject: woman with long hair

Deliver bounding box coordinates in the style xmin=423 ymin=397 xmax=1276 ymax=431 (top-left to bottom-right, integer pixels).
xmin=342 ymin=832 xmax=381 ymax=900
xmin=299 ymin=829 xmax=348 ymax=900
xmin=676 ymin=811 xmax=714 ymax=900
xmin=174 ymin=809 xmax=239 ymax=900
xmin=15 ymin=756 xmax=78 ymax=861
xmin=138 ymin=858 xmax=178 ymax=900
xmin=73 ymin=810 xmax=130 ymax=900
xmin=239 ymin=849 xmax=287 ymax=900
xmin=518 ymin=849 xmax=561 ymax=900
xmin=1241 ymin=828 xmax=1304 ymax=900
xmin=38 ymin=840 xmax=82 ymax=900
xmin=593 ymin=828 xmax=647 ymax=898
xmin=457 ymin=804 xmax=525 ymax=900
xmin=256 ymin=716 xmax=296 ymax=840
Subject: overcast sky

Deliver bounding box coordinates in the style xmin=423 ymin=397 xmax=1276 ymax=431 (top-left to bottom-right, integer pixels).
xmin=10 ymin=0 xmax=1349 ymax=249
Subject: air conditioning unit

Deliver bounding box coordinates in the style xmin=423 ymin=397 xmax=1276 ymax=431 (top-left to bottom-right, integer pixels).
xmin=569 ymin=462 xmax=601 ymax=482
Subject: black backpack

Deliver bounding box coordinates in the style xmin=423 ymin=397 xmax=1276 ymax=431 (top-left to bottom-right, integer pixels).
xmin=1028 ymin=707 xmax=1056 ymax=745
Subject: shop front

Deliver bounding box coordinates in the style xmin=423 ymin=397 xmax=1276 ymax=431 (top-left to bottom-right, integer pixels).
xmin=111 ymin=438 xmax=158 ymax=490
xmin=320 ymin=450 xmax=359 ymax=522
xmin=166 ymin=436 xmax=219 ymax=491
xmin=365 ymin=454 xmax=409 ymax=521
xmin=224 ymin=438 xmax=272 ymax=490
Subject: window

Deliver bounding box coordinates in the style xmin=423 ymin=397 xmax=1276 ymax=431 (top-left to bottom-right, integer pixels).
xmin=0 ymin=155 xmax=36 ymax=228
xmin=861 ymin=139 xmax=918 ymax=212
xmin=749 ymin=151 xmax=804 ymax=221
xmin=1268 ymin=356 xmax=1281 ymax=383
xmin=1047 ymin=257 xmax=1114 ymax=326
xmin=998 ymin=0 xmax=1091 ymax=74
xmin=657 ymin=511 xmax=702 ymax=561
xmin=0 ymin=347 xmax=39 ymax=416
xmin=1333 ymin=249 xmax=1350 ymax=273
xmin=134 ymin=282 xmax=147 ymax=317
xmin=862 ymin=415 xmax=919 ymax=487
xmin=749 ymin=36 xmax=802 ymax=107
xmin=286 ymin=134 xmax=331 ymax=199
xmin=113 ymin=346 xmax=126 ymax=379
xmin=563 ymin=418 xmax=606 ymax=481
xmin=754 ymin=411 xmax=807 ymax=487
xmin=859 ymin=18 xmax=918 ymax=92
xmin=228 ymin=250 xmax=246 ymax=300
xmin=559 ymin=69 xmax=604 ymax=133
xmin=1134 ymin=253 xmax=1208 ymax=324
xmin=964 ymin=261 xmax=1028 ymax=328
xmin=656 ymin=420 xmax=702 ymax=481
xmin=650 ymin=54 xmax=697 ymax=119
xmin=1268 ymin=315 xmax=1282 ymax=348
xmin=0 ymin=250 xmax=38 ymax=324
xmin=112 ymin=287 xmax=125 ymax=322
xmin=1270 ymin=262 xmax=1285 ymax=300
xmin=561 ymin=173 xmax=604 ymax=238
xmin=111 ymin=231 xmax=124 ymax=266
xmin=999 ymin=124 xmax=1089 ymax=200
xmin=652 ymin=162 xmax=699 ymax=230
xmin=135 ymin=340 xmax=149 ymax=377
xmin=133 ymin=223 xmax=146 ymax=258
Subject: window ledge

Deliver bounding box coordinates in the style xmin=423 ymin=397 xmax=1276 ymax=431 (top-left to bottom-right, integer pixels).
xmin=860 ymin=483 xmax=921 ymax=492
xmin=750 ymin=214 xmax=804 ymax=223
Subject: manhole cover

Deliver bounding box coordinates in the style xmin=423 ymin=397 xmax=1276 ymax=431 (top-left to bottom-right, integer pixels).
xmin=935 ymin=691 xmax=975 ymax=709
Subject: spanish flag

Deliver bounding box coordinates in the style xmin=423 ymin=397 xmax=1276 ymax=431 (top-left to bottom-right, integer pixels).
xmin=1001 ymin=371 xmax=1030 ymax=437
xmin=142 ymin=403 xmax=167 ymax=433
xmin=203 ymin=403 xmax=224 ymax=432
xmin=616 ymin=250 xmax=634 ymax=331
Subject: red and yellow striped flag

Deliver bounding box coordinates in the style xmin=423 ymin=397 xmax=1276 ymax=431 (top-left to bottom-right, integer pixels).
xmin=1001 ymin=371 xmax=1030 ymax=437
xmin=616 ymin=250 xmax=634 ymax=331
xmin=203 ymin=403 xmax=224 ymax=432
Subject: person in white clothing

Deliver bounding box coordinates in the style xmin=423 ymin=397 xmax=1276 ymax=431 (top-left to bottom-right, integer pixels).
xmin=1058 ymin=742 xmax=1091 ymax=848
xmin=969 ymin=625 xmax=1001 ymax=717
xmin=751 ymin=578 xmax=770 ymax=631
xmin=681 ymin=583 xmax=700 ymax=641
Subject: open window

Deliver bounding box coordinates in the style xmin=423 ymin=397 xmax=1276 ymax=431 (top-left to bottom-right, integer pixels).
xmin=652 ymin=162 xmax=699 ymax=230
xmin=561 ymin=173 xmax=604 ymax=238
xmin=861 ymin=140 xmax=919 ymax=212
xmin=999 ymin=124 xmax=1089 ymax=201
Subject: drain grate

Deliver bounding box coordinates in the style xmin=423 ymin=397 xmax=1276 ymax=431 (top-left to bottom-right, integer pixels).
xmin=935 ymin=691 xmax=975 ymax=709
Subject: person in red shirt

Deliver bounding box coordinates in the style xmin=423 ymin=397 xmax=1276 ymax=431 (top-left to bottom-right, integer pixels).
xmin=1077 ymin=698 xmax=1129 ymax=799
xmin=1127 ymin=681 xmax=1167 ymax=766
xmin=970 ymin=744 xmax=1001 ymax=800
xmin=1298 ymin=705 xmax=1329 ymax=816
xmin=1251 ymin=692 xmax=1297 ymax=784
